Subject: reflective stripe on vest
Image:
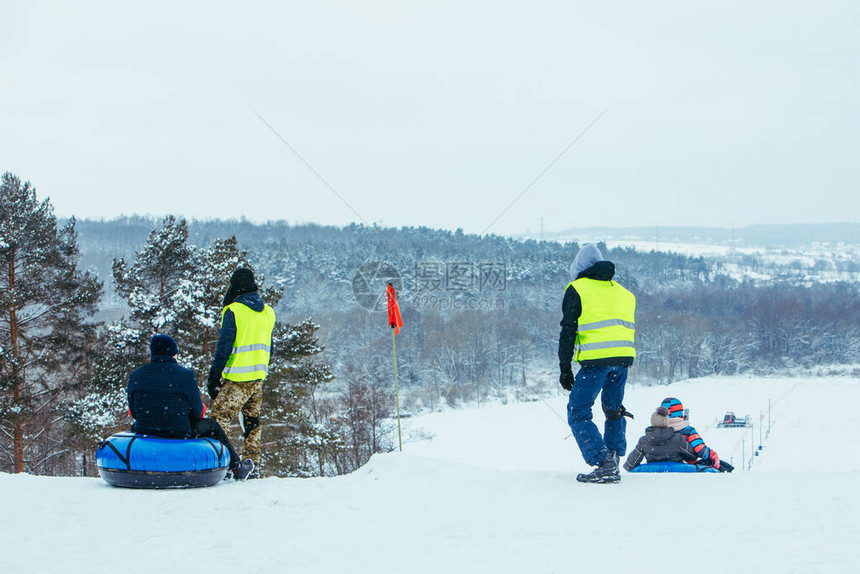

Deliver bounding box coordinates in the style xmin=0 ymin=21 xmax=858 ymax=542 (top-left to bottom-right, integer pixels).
xmin=221 ymin=302 xmax=276 ymax=382
xmin=223 ymin=364 xmax=269 ymax=375
xmin=231 ymin=343 xmax=272 ymax=354
xmin=568 ymin=278 xmax=636 ymax=363
xmin=578 ymin=340 xmax=636 ymax=351
xmin=577 ymin=318 xmax=636 ymax=331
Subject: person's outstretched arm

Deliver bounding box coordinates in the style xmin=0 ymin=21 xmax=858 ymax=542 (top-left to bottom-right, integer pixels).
xmin=623 ymin=437 xmax=647 ymax=471
xmin=207 ymin=309 xmax=237 ymax=399
xmin=558 ymin=286 xmax=581 ymax=388
xmin=680 ymin=426 xmax=720 ymax=468
xmin=186 ymin=369 xmax=206 ymax=423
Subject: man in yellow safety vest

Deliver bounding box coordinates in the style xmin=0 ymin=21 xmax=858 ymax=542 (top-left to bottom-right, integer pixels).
xmin=207 ymin=268 xmax=276 ymax=479
xmin=558 ymin=244 xmax=636 ymax=484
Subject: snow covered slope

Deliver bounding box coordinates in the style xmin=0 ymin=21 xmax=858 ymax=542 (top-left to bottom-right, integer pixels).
xmin=1 ymin=376 xmax=857 ymax=574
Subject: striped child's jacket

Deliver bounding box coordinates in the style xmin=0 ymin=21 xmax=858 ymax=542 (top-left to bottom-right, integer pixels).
xmin=672 ymin=421 xmax=721 ymax=467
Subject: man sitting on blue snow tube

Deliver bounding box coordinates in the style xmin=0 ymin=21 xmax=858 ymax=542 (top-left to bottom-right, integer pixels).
xmin=623 ymin=400 xmax=733 ymax=473
xmin=127 ymin=334 xmax=255 ymax=481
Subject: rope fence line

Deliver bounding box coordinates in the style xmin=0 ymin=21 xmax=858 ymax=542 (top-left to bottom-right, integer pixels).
xmin=728 ymin=382 xmax=802 ymax=470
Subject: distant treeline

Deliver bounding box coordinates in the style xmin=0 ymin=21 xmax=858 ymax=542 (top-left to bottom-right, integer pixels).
xmin=75 ymin=217 xmax=860 ymax=400
xmin=541 ymin=222 xmax=860 ymax=248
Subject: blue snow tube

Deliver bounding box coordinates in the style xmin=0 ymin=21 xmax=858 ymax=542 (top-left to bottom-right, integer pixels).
xmin=629 ymin=461 xmax=719 ymax=473
xmin=96 ymin=431 xmax=230 ymax=489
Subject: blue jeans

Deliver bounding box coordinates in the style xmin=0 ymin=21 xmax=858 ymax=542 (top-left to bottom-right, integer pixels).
xmin=567 ymin=365 xmax=628 ymax=466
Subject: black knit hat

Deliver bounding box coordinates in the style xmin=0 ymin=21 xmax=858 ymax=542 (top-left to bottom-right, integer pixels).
xmin=223 ymin=267 xmax=258 ymax=306
xmin=150 ymin=334 xmax=178 ymax=356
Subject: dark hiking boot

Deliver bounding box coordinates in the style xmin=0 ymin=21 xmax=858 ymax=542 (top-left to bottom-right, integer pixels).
xmin=233 ymin=459 xmax=256 ymax=481
xmin=576 ymin=451 xmax=620 ymax=484
xmin=246 ymin=466 xmax=261 ymax=480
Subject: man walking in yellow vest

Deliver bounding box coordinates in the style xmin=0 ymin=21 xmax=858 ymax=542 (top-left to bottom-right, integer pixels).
xmin=208 ymin=268 xmax=276 ymax=479
xmin=558 ymin=244 xmax=636 ymax=484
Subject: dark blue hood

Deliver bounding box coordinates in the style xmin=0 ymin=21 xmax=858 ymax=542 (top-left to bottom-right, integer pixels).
xmin=233 ymin=291 xmax=265 ymax=312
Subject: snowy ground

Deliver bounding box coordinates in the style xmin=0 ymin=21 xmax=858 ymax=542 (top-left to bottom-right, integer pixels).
xmin=2 ymin=376 xmax=858 ymax=574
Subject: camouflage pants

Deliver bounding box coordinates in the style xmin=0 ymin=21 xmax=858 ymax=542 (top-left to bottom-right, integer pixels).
xmin=210 ymin=379 xmax=263 ymax=464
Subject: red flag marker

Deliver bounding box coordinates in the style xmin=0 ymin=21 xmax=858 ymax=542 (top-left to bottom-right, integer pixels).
xmin=386 ymin=283 xmax=403 ymax=334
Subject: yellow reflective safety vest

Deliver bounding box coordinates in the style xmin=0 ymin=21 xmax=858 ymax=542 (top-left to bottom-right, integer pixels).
xmin=567 ymin=278 xmax=636 ymax=364
xmin=221 ymin=302 xmax=276 ymax=382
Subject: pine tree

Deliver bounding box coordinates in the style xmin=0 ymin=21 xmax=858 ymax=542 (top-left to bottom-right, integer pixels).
xmin=64 ymin=319 xmax=145 ymax=475
xmin=112 ymin=215 xmax=198 ymax=339
xmin=0 ymin=173 xmax=102 ymax=474
xmin=262 ymin=319 xmax=340 ymax=477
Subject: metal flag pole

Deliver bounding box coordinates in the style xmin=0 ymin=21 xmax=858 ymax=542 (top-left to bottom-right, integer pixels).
xmin=392 ymin=327 xmax=403 ymax=452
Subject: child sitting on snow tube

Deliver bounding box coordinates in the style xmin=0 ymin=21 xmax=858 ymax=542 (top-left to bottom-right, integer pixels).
xmin=623 ymin=399 xmax=733 ymax=473
xmin=118 ymin=335 xmax=254 ymax=484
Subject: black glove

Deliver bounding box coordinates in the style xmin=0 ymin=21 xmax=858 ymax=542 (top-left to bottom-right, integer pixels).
xmin=559 ymin=364 xmax=574 ymax=391
xmin=717 ymin=460 xmax=734 ymax=473
xmin=207 ymin=375 xmax=222 ymax=401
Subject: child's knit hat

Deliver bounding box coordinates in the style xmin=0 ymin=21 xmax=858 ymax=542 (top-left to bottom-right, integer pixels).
xmin=650 ymin=406 xmax=670 ymax=427
xmin=661 ymin=397 xmax=685 ymax=419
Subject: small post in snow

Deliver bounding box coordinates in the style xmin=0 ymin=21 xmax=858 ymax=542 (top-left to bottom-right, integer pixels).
xmin=750 ymin=423 xmax=755 ymax=465
xmin=768 ymin=398 xmax=771 ymax=438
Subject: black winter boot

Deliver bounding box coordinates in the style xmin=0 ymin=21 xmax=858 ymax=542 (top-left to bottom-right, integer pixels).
xmin=233 ymin=459 xmax=256 ymax=481
xmin=576 ymin=451 xmax=620 ymax=484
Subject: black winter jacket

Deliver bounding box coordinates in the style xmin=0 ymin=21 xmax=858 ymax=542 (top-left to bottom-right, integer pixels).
xmin=623 ymin=426 xmax=698 ymax=471
xmin=127 ymin=355 xmax=205 ymax=439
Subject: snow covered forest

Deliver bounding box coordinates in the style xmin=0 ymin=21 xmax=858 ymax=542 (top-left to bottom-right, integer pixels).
xmin=76 ymin=215 xmax=860 ymax=386
xmin=3 ymin=173 xmax=860 ymax=479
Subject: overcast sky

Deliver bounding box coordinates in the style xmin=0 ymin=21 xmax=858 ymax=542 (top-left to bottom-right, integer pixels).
xmin=2 ymin=1 xmax=858 ymax=236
